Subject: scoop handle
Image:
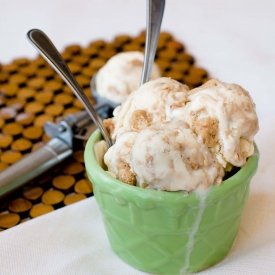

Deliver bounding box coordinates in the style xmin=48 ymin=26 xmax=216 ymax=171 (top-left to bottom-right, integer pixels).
xmin=0 ymin=138 xmax=72 ymax=199
xmin=140 ymin=0 xmax=165 ymax=85
xmin=27 ymin=29 xmax=112 ymax=148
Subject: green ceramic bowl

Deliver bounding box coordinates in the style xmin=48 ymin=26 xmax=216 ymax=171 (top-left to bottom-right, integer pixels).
xmin=84 ymin=130 xmax=259 ymax=275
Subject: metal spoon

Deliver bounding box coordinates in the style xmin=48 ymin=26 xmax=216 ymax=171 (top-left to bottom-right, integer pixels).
xmin=140 ymin=0 xmax=165 ymax=85
xmin=91 ymin=0 xmax=165 ymax=106
xmin=27 ymin=29 xmax=113 ymax=148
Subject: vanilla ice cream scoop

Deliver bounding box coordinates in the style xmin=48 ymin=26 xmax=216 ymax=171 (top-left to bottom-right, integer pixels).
xmin=174 ymin=79 xmax=259 ymax=167
xmin=95 ymin=51 xmax=161 ymax=105
xmin=108 ymin=77 xmax=189 ymax=141
xmin=104 ymin=131 xmax=138 ymax=186
xmin=132 ymin=120 xmax=224 ymax=191
xmin=104 ymin=119 xmax=224 ymax=191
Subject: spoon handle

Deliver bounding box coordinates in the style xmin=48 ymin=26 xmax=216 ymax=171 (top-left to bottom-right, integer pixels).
xmin=140 ymin=0 xmax=165 ymax=85
xmin=27 ymin=29 xmax=112 ymax=147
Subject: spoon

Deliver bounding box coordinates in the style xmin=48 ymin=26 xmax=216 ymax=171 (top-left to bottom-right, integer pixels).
xmin=91 ymin=0 xmax=165 ymax=106
xmin=27 ymin=29 xmax=113 ymax=148
xmin=140 ymin=0 xmax=165 ymax=85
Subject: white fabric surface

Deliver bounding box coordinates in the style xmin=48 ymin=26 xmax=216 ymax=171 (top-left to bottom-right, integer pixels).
xmin=1 ymin=0 xmax=275 ymax=274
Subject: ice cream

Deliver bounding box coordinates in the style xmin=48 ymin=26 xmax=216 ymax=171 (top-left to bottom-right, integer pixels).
xmin=95 ymin=51 xmax=161 ymax=104
xmin=105 ymin=119 xmax=224 ymax=191
xmin=173 ymin=79 xmax=259 ymax=168
xmin=103 ymin=77 xmax=259 ymax=192
xmin=105 ymin=77 xmax=190 ymax=141
xmin=104 ymin=131 xmax=138 ymax=186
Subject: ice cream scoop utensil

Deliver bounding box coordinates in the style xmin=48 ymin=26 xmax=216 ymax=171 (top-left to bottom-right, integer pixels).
xmin=90 ymin=0 xmax=165 ymax=106
xmin=140 ymin=0 xmax=165 ymax=85
xmin=0 ymin=108 xmax=109 ymax=199
xmin=27 ymin=29 xmax=113 ymax=148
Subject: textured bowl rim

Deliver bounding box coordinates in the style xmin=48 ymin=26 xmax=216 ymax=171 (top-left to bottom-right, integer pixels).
xmin=84 ymin=130 xmax=259 ymax=203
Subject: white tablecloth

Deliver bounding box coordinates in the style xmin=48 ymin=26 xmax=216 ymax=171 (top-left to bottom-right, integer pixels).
xmin=1 ymin=0 xmax=275 ymax=274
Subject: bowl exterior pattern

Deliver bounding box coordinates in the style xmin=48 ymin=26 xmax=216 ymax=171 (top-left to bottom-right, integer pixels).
xmin=84 ymin=131 xmax=259 ymax=274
